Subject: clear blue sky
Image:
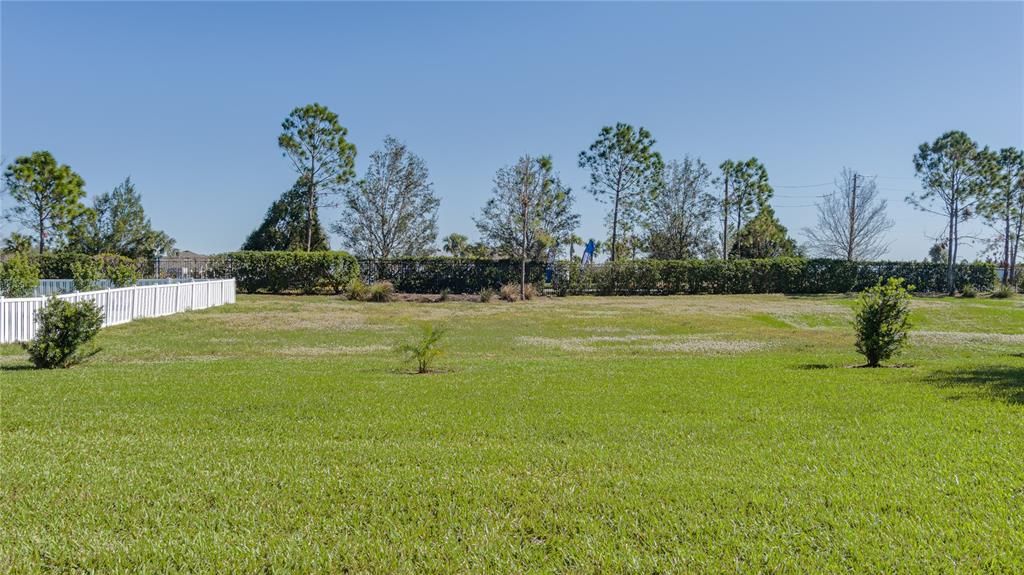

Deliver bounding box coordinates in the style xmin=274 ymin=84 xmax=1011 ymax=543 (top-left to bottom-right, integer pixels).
xmin=3 ymin=1 xmax=1022 ymax=260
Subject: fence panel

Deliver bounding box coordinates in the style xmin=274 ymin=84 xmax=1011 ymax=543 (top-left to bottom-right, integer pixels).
xmin=0 ymin=279 xmax=236 ymax=344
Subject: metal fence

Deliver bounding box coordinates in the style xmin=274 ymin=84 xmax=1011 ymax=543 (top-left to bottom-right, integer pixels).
xmin=1 ymin=279 xmax=236 ymax=344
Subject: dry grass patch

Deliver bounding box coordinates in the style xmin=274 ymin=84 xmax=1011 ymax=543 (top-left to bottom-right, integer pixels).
xmin=914 ymin=331 xmax=1024 ymax=346
xmin=517 ymin=333 xmax=768 ymax=355
xmin=201 ymin=310 xmax=390 ymax=332
xmin=274 ymin=345 xmax=391 ymax=357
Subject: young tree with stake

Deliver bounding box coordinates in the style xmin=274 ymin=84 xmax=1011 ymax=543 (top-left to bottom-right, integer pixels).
xmin=475 ymin=155 xmax=578 ymax=299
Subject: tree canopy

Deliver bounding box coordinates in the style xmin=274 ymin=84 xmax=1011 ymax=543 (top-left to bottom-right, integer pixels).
xmin=3 ymin=151 xmax=87 ymax=254
xmin=243 ymin=174 xmax=330 ymax=251
xmin=64 ymin=177 xmax=175 ymax=259
xmin=730 ymin=205 xmax=800 ymax=259
xmin=278 ymin=103 xmax=357 ymax=251
xmin=645 ymin=157 xmax=717 ymax=260
xmin=578 ymin=123 xmax=663 ymax=262
xmin=908 ymin=130 xmax=993 ymax=293
xmin=333 ymin=137 xmax=439 ymax=259
xmin=475 ymin=155 xmax=579 ymax=297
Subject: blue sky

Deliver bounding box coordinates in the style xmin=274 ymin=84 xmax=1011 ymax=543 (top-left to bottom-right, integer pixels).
xmin=2 ymin=1 xmax=1022 ymax=260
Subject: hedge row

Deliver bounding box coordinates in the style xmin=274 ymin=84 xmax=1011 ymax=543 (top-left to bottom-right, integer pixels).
xmin=210 ymin=251 xmax=359 ymax=294
xmin=358 ymin=258 xmax=545 ymax=293
xmin=29 ymin=252 xmax=144 ymax=279
xmin=551 ymin=258 xmax=996 ymax=295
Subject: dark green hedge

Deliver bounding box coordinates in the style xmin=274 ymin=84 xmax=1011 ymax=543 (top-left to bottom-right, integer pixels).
xmin=552 ymin=258 xmax=996 ymax=295
xmin=358 ymin=258 xmax=545 ymax=293
xmin=211 ymin=251 xmax=359 ymax=294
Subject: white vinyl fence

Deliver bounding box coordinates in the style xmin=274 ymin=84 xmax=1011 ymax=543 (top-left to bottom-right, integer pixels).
xmin=0 ymin=279 xmax=235 ymax=344
xmin=33 ymin=278 xmax=199 ymax=297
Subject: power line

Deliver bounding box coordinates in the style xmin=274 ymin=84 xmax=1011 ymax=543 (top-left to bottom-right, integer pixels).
xmin=773 ymin=193 xmax=829 ymax=199
xmin=774 ymin=182 xmax=833 ymax=189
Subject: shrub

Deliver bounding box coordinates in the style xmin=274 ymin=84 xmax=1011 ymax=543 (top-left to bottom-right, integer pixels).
xmin=991 ymin=284 xmax=1015 ymax=299
xmin=959 ymin=284 xmax=978 ymax=298
xmin=24 ymin=298 xmax=104 ymax=368
xmin=211 ymin=251 xmax=359 ymax=294
xmin=70 ymin=258 xmax=102 ymax=292
xmin=0 ymin=255 xmax=40 ymax=298
xmin=358 ymin=257 xmax=545 ymax=293
xmin=97 ymin=254 xmax=139 ymax=288
xmin=32 ymin=252 xmax=95 ymax=279
xmin=854 ymin=278 xmax=913 ymax=368
xmin=550 ymin=258 xmax=996 ymax=296
xmin=523 ymin=283 xmax=539 ymax=300
xmin=438 ymin=289 xmax=450 ymax=302
xmin=499 ymin=283 xmax=520 ymax=302
xmin=346 ymin=278 xmax=371 ymax=301
xmin=368 ymin=281 xmax=395 ymax=303
xmin=479 ymin=288 xmax=495 ymax=303
xmin=397 ymin=323 xmax=446 ymax=374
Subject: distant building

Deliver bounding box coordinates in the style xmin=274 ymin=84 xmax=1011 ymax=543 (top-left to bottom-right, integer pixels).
xmin=154 ymin=250 xmax=214 ymax=278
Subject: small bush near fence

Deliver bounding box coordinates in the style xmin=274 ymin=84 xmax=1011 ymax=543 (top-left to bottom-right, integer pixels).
xmin=210 ymin=251 xmax=359 ymax=294
xmin=550 ymin=258 xmax=995 ymax=295
xmin=359 ymin=258 xmax=545 ymax=293
xmin=24 ymin=298 xmax=104 ymax=369
xmin=0 ymin=255 xmax=40 ymax=298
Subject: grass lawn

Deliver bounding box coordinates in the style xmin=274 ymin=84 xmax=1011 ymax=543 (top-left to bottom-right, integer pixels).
xmin=2 ymin=293 xmax=1023 ymax=573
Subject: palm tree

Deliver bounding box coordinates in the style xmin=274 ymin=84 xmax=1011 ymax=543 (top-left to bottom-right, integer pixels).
xmin=566 ymin=233 xmax=583 ymax=261
xmin=442 ymin=233 xmax=469 ymax=258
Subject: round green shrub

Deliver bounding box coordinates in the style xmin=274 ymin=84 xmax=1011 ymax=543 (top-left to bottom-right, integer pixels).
xmin=24 ymin=298 xmax=104 ymax=369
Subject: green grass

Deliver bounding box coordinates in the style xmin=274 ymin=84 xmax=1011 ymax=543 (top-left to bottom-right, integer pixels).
xmin=2 ymin=294 xmax=1023 ymax=573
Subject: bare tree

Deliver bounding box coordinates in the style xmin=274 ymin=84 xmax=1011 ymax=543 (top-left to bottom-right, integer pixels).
xmin=803 ymin=169 xmax=894 ymax=261
xmin=333 ymin=137 xmax=439 ymax=258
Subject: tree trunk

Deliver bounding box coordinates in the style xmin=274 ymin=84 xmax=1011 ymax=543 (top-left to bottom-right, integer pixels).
xmin=1011 ymin=216 xmax=1023 ymax=285
xmin=847 ymin=173 xmax=858 ymax=262
xmin=721 ymin=174 xmax=730 ymax=260
xmin=610 ymin=190 xmax=619 ymax=263
xmin=306 ymin=158 xmax=316 ymax=252
xmin=947 ymin=206 xmax=956 ymax=295
xmin=521 ymin=197 xmax=529 ymax=301
xmin=1004 ymin=202 xmax=1012 ymax=285
xmin=38 ymin=212 xmax=45 ymax=254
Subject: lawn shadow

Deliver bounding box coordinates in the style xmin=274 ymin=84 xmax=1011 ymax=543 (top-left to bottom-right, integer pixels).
xmin=924 ymin=361 xmax=1024 ymax=405
xmin=795 ymin=363 xmax=833 ymax=370
xmin=0 ymin=364 xmax=35 ymax=372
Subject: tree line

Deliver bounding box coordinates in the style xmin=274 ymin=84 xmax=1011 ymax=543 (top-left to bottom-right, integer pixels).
xmin=3 ymin=101 xmax=1022 ymax=295
xmin=1 ymin=151 xmax=174 ymax=259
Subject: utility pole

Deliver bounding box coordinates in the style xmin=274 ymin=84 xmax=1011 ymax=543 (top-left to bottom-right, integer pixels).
xmin=847 ymin=173 xmax=858 ymax=261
